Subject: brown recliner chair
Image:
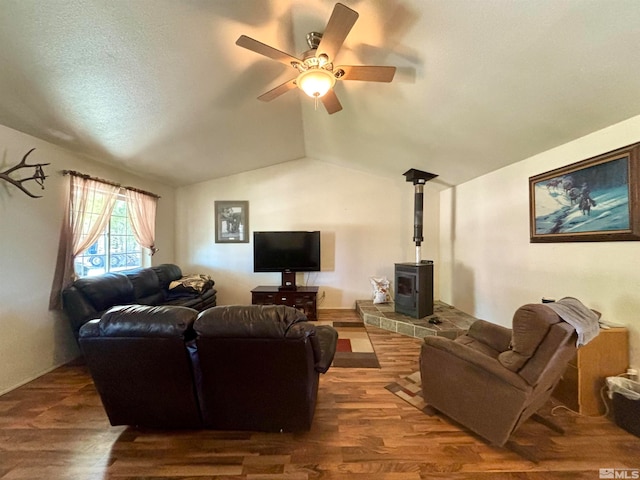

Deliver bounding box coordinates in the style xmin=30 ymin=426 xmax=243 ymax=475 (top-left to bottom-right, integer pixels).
xmin=419 ymin=303 xmax=578 ymax=461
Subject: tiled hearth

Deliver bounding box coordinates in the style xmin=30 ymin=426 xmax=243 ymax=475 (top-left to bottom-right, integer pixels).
xmin=356 ymin=300 xmax=478 ymax=340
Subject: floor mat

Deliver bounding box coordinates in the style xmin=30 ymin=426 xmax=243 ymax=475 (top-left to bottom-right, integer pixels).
xmin=384 ymin=370 xmax=431 ymax=413
xmin=317 ymin=320 xmax=380 ymax=368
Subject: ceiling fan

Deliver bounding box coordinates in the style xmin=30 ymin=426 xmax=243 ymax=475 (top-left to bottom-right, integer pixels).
xmin=236 ymin=2 xmax=396 ymax=114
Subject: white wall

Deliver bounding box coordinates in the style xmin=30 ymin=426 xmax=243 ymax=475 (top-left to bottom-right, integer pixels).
xmin=176 ymin=158 xmax=440 ymax=308
xmin=0 ymin=124 xmax=176 ymax=395
xmin=440 ymin=114 xmax=640 ymax=370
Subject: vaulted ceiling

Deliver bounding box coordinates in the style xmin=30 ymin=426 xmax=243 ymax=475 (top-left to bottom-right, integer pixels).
xmin=1 ymin=0 xmax=640 ymax=188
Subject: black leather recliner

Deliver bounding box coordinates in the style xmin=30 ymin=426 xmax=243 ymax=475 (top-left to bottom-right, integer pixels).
xmin=79 ymin=304 xmax=203 ymax=428
xmin=194 ymin=305 xmax=338 ymax=432
xmin=79 ymin=304 xmax=338 ymax=431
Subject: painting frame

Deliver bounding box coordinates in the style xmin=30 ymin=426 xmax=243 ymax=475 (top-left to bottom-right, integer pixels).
xmin=529 ymin=141 xmax=640 ymax=243
xmin=215 ymin=201 xmax=249 ymax=244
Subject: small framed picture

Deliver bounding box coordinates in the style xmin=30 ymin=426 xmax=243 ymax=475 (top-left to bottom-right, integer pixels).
xmin=215 ymin=201 xmax=249 ymax=243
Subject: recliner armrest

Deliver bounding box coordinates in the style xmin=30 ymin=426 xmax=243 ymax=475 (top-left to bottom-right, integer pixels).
xmin=286 ymin=322 xmax=337 ymax=372
xmin=423 ymin=336 xmax=530 ymax=391
xmin=78 ymin=318 xmax=100 ymax=338
xmin=312 ymin=325 xmax=338 ymax=373
xmin=466 ymin=319 xmax=512 ymax=353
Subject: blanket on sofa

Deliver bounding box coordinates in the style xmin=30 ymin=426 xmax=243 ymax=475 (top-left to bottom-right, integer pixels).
xmin=169 ymin=274 xmax=214 ymax=296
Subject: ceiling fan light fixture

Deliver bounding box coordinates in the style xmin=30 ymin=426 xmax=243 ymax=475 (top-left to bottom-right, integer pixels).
xmin=236 ymin=3 xmax=394 ymax=114
xmin=296 ymin=68 xmax=336 ymax=98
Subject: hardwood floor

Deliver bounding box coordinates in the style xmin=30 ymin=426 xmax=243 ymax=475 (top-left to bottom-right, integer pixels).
xmin=1 ymin=309 xmax=638 ymax=479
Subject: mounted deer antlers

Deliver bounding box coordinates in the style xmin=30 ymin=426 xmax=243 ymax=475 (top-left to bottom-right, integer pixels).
xmin=0 ymin=148 xmax=49 ymax=198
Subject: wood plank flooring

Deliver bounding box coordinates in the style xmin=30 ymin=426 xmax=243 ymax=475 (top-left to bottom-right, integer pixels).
xmin=1 ymin=309 xmax=638 ymax=479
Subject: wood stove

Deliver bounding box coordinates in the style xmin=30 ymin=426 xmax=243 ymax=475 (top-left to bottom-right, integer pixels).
xmin=395 ymin=261 xmax=434 ymax=317
xmin=394 ymin=168 xmax=437 ymax=319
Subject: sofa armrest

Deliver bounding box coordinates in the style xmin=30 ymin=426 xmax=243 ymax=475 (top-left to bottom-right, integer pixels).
xmin=466 ymin=319 xmax=512 ymax=353
xmin=62 ymin=285 xmax=99 ymax=336
xmin=423 ymin=336 xmax=529 ymax=391
xmin=151 ymin=264 xmax=183 ymax=290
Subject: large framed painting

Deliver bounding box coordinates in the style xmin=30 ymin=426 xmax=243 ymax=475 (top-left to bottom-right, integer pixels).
xmin=215 ymin=201 xmax=249 ymax=243
xmin=529 ymin=142 xmax=640 ymax=242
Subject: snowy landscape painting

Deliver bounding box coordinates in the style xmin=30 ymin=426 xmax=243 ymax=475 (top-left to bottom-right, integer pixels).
xmin=530 ymin=143 xmax=640 ymax=242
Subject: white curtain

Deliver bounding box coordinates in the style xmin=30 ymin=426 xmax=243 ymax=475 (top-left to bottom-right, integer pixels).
xmin=71 ymin=176 xmax=120 ymax=259
xmin=125 ymin=189 xmax=159 ymax=255
xmin=49 ymin=175 xmax=119 ymax=309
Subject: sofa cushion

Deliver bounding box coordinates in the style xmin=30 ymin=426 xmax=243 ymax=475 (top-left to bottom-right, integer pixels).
xmin=124 ymin=268 xmax=165 ymax=305
xmin=124 ymin=268 xmax=159 ymax=296
xmin=151 ymin=264 xmax=183 ymax=289
xmin=73 ymin=273 xmax=135 ymax=312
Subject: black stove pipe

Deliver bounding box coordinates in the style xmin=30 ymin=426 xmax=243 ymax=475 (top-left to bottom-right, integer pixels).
xmin=413 ymin=183 xmax=424 ymax=247
xmin=412 ymin=183 xmax=425 ymax=264
xmin=403 ymin=169 xmax=438 ymax=263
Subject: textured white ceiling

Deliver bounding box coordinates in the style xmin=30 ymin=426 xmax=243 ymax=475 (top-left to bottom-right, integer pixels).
xmin=1 ymin=0 xmax=640 ymax=187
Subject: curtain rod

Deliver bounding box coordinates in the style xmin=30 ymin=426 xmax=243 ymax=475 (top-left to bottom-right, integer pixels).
xmin=61 ymin=170 xmax=161 ymax=199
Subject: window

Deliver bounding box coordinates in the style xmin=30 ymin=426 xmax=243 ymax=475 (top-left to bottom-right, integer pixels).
xmin=74 ymin=195 xmax=146 ymax=277
xmin=48 ymin=171 xmax=159 ymax=311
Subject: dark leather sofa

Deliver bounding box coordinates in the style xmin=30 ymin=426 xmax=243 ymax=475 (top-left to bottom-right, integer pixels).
xmin=62 ymin=264 xmax=217 ymax=339
xmin=79 ymin=304 xmax=338 ymax=432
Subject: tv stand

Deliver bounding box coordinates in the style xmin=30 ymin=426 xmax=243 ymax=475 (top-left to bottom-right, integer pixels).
xmin=279 ymin=270 xmax=297 ymax=291
xmin=251 ymin=285 xmax=319 ymax=321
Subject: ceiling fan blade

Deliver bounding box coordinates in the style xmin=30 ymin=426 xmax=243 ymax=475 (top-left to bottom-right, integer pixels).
xmin=257 ymin=78 xmax=297 ymax=102
xmin=336 ymin=65 xmax=396 ymax=82
xmin=236 ymin=35 xmax=301 ymax=67
xmin=316 ymin=3 xmax=359 ymax=61
xmin=321 ymin=89 xmax=343 ymax=114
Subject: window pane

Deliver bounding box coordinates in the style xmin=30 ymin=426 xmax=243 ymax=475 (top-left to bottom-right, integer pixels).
xmin=110 ymin=198 xmax=142 ymax=273
xmin=74 ymin=232 xmax=107 ymax=277
xmin=74 ymin=194 xmax=143 ymax=277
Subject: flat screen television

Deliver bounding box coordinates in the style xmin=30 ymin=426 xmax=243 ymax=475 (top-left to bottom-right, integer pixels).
xmin=253 ymin=231 xmax=320 ymax=290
